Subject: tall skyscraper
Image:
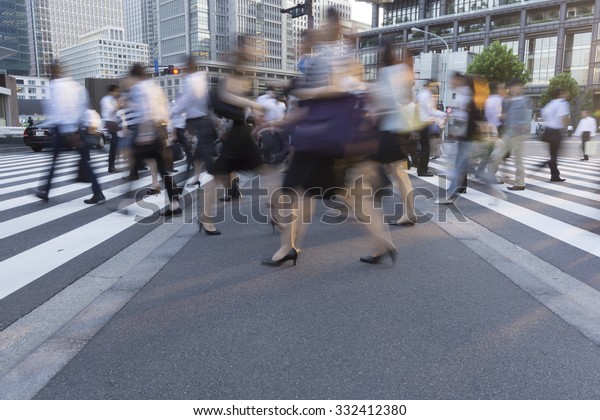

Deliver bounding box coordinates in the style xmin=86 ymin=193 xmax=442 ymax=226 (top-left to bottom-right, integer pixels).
xmin=123 ymin=0 xmax=158 ymax=63
xmin=26 ymin=0 xmax=124 ymax=77
xmin=0 ymin=0 xmax=30 ymax=76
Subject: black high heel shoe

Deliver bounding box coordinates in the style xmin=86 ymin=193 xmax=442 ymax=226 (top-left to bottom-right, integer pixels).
xmin=261 ymin=248 xmax=298 ymax=267
xmin=196 ymin=219 xmax=221 ymax=236
xmin=359 ymin=248 xmax=398 ymax=265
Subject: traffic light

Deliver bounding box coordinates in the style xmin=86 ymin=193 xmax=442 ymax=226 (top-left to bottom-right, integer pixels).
xmin=163 ymin=65 xmax=180 ymax=75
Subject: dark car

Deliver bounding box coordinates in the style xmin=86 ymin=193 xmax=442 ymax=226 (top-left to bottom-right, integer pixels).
xmin=23 ymin=120 xmax=106 ymax=152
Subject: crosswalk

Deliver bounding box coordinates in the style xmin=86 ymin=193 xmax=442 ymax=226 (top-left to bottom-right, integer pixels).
xmin=0 ymin=150 xmax=193 ymax=301
xmin=426 ymin=155 xmax=600 ymax=259
xmin=1 ymin=149 xmax=599 ymax=307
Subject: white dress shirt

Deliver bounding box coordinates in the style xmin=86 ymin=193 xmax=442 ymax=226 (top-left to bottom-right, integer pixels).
xmin=45 ymin=77 xmax=88 ymax=133
xmin=574 ymin=116 xmax=597 ymax=137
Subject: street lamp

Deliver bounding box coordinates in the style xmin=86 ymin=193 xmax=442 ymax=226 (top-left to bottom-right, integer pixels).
xmin=411 ymin=27 xmax=450 ymax=142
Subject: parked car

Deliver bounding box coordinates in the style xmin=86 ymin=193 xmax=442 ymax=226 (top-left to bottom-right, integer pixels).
xmin=23 ymin=120 xmax=106 ymax=152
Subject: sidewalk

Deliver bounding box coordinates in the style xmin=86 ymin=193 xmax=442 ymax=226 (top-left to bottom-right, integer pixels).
xmin=3 ymin=185 xmax=600 ymax=399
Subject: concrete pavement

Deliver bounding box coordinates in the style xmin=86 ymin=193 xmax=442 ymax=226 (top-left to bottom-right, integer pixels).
xmin=2 ymin=179 xmax=600 ymax=400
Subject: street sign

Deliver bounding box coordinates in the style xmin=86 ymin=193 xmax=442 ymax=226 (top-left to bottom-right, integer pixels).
xmin=281 ymin=3 xmax=307 ymax=19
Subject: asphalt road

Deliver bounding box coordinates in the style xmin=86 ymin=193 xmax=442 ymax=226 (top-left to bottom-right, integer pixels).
xmin=2 ymin=138 xmax=600 ymax=400
xmin=32 ymin=182 xmax=600 ymax=400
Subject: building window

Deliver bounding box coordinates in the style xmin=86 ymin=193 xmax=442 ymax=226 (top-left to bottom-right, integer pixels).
xmin=491 ymin=13 xmax=520 ymax=30
xmin=426 ymin=1 xmax=441 ymax=18
xmin=527 ymin=36 xmax=557 ymax=85
xmin=527 ymin=8 xmax=560 ymax=25
xmin=566 ymin=2 xmax=594 ymax=20
xmin=458 ymin=19 xmax=485 ymax=35
xmin=382 ymin=0 xmax=418 ymax=26
xmin=447 ymin=0 xmax=489 ymax=14
xmin=500 ymin=39 xmax=519 ymax=54
xmin=564 ymin=32 xmax=592 ymax=85
xmin=430 ymin=24 xmax=454 ymax=38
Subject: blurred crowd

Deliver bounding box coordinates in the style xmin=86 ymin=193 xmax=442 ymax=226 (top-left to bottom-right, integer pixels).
xmin=33 ymin=7 xmax=591 ymax=267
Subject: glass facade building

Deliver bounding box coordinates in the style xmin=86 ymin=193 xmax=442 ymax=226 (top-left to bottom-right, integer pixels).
xmin=26 ymin=0 xmax=124 ymax=77
xmin=0 ymin=0 xmax=30 ymax=76
xmin=124 ymin=0 xmax=158 ymax=63
xmin=358 ymin=0 xmax=600 ymax=108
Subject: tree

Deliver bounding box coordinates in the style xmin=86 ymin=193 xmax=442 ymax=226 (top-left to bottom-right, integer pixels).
xmin=466 ymin=41 xmax=530 ymax=85
xmin=538 ymin=72 xmax=580 ymax=109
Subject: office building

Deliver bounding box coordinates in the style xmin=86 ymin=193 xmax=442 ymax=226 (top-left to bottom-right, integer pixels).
xmin=59 ymin=27 xmax=149 ymax=84
xmin=26 ymin=0 xmax=124 ymax=77
xmin=0 ymin=0 xmax=30 ymax=76
xmin=123 ymin=0 xmax=158 ymax=64
xmin=356 ymin=0 xmax=599 ymax=110
xmin=14 ymin=76 xmax=50 ymax=100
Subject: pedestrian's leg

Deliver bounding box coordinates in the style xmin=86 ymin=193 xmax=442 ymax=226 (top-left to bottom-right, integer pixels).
xmin=389 ymin=160 xmax=416 ymax=223
xmin=42 ymin=134 xmax=63 ymax=193
xmin=107 ymin=124 xmax=119 ymax=170
xmin=548 ymin=136 xmax=561 ymax=179
xmin=77 ymin=144 xmax=103 ymax=196
xmin=513 ymin=135 xmax=526 ymax=187
xmin=417 ymin=127 xmax=430 ymax=175
xmin=347 ymin=160 xmax=395 ymax=256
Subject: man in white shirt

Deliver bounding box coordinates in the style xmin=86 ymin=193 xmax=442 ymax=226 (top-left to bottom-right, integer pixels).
xmin=574 ymin=110 xmax=597 ymax=161
xmin=36 ymin=63 xmax=105 ymax=204
xmin=100 ymin=84 xmax=122 ymax=172
xmin=539 ymin=88 xmax=570 ymax=182
xmin=256 ymin=87 xmax=287 ymax=164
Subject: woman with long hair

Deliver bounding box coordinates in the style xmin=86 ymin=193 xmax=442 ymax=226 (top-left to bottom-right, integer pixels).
xmin=369 ymin=43 xmax=418 ymax=227
xmin=197 ymin=38 xmax=264 ymax=234
xmin=262 ymin=8 xmax=397 ymax=267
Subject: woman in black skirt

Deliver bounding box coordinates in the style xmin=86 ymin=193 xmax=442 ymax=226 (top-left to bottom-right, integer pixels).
xmin=261 ymin=8 xmax=397 ymax=267
xmin=197 ymin=43 xmax=264 ymax=235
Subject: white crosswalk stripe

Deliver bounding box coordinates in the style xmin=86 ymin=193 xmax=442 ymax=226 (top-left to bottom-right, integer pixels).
xmin=425 ymin=155 xmax=600 ymax=258
xmin=0 ymin=151 xmax=194 ymax=300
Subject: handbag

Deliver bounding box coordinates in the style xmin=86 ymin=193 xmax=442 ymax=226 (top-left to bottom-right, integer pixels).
xmin=398 ymin=102 xmax=427 ymax=133
xmin=290 ymin=94 xmax=377 ymax=157
xmin=540 ymin=127 xmax=557 ymax=143
xmin=169 ymin=143 xmax=184 ymax=162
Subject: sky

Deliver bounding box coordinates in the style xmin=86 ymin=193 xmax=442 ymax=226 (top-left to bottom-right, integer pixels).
xmin=351 ymin=0 xmax=373 ymax=25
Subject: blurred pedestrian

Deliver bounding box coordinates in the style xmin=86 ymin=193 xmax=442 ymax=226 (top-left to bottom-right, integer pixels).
xmin=538 ymin=88 xmax=570 ymax=182
xmin=101 ymin=84 xmax=122 ymax=173
xmin=369 ymin=42 xmax=417 ymax=227
xmin=435 ymin=72 xmax=474 ymax=204
xmin=125 ymin=63 xmax=181 ymax=216
xmin=170 ymin=56 xmax=215 ymax=185
xmin=416 ymin=80 xmax=446 ymax=177
xmin=487 ymin=79 xmax=531 ymax=191
xmin=197 ymin=37 xmax=264 ymax=235
xmin=36 ymin=63 xmax=105 ymax=204
xmin=474 ymin=82 xmax=504 ymax=178
xmin=262 ymin=8 xmax=396 ymax=266
xmin=574 ymin=110 xmax=596 ymax=161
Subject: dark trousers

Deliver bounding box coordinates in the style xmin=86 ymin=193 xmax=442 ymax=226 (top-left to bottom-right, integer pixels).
xmin=261 ymin=129 xmax=288 ymax=164
xmin=105 ymin=121 xmax=120 ymax=169
xmin=128 ymin=124 xmax=176 ymax=201
xmin=417 ymin=125 xmax=430 ymax=174
xmin=188 ymin=117 xmax=217 ymax=171
xmin=44 ymin=131 xmax=102 ymax=196
xmin=175 ymin=127 xmax=194 ymax=169
xmin=582 ymin=131 xmax=590 ymax=159
xmin=545 ymin=129 xmax=563 ymax=179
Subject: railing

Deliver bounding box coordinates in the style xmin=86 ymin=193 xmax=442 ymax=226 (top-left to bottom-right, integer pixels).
xmin=0 ymin=127 xmax=25 ymax=138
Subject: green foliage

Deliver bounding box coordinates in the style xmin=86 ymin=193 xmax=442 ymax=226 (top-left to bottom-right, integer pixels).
xmin=580 ymin=90 xmax=593 ymax=112
xmin=539 ymin=72 xmax=580 ymax=108
xmin=466 ymin=41 xmax=530 ymax=85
